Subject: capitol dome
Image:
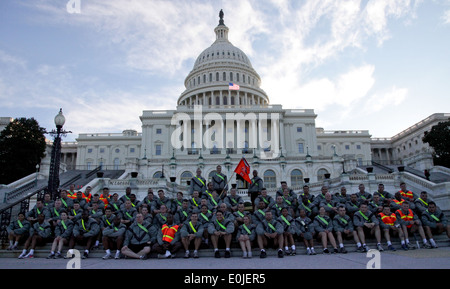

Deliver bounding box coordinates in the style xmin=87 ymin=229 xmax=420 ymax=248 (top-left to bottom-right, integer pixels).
xmin=177 ymin=10 xmax=270 ymax=108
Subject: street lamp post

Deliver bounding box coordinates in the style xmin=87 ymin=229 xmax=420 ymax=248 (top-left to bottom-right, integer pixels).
xmin=47 ymin=109 xmax=71 ymax=200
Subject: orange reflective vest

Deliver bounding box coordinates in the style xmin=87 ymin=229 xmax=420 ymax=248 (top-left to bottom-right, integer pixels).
xmin=396 ymin=209 xmax=414 ymax=228
xmin=161 ymin=224 xmax=179 ymax=243
xmin=399 ymin=190 xmax=414 ymax=201
xmin=379 ymin=213 xmax=397 ymax=226
xmin=99 ymin=194 xmax=110 ymax=208
xmin=393 ymin=199 xmax=404 ymax=206
xmin=82 ymin=193 xmax=92 ymax=203
xmin=67 ymin=191 xmax=77 ymax=200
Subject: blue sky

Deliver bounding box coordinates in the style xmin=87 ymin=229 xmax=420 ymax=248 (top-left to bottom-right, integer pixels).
xmin=0 ymin=0 xmax=449 ymax=142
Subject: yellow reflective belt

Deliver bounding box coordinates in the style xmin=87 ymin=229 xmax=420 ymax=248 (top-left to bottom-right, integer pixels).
xmin=243 ymin=224 xmax=252 ymax=234
xmin=189 ymin=221 xmax=197 ymax=233
xmin=82 ymin=219 xmax=89 ymax=231
xmin=267 ymin=222 xmax=276 ymax=232
xmin=216 ymin=219 xmax=227 ymax=230
xmin=281 ymin=215 xmax=291 ymax=226
xmin=196 ymin=177 xmax=205 ymax=186
xmin=137 ymin=223 xmax=148 ymax=233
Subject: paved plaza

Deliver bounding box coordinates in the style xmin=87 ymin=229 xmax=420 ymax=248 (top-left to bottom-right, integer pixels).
xmin=1 ymin=247 xmax=449 ymax=270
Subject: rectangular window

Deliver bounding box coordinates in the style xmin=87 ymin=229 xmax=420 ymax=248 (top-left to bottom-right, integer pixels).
xmin=356 ymin=145 xmax=361 ymax=150
xmin=317 ymin=145 xmax=322 ymax=151
xmin=155 ymin=145 xmax=162 ymax=156
xmin=130 ymin=148 xmax=135 ymax=153
xmin=298 ymin=143 xmax=304 ymax=154
xmin=297 ymin=127 xmax=302 ymax=133
xmin=345 ymin=145 xmax=350 ymax=150
xmin=87 ymin=148 xmax=93 ymax=153
xmin=99 ymin=148 xmax=105 ymax=153
xmin=156 ymin=128 xmax=162 ymax=134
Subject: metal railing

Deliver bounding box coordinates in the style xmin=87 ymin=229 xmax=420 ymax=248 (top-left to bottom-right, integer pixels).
xmin=0 ymin=166 xmax=101 ymax=248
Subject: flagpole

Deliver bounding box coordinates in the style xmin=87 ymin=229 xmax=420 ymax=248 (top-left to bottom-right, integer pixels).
xmin=219 ymin=171 xmax=235 ymax=199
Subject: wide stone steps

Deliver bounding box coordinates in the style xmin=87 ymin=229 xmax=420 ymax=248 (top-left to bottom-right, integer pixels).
xmin=1 ymin=234 xmax=448 ymax=259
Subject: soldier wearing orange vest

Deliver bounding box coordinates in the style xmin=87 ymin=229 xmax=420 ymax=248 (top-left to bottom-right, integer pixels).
xmin=152 ymin=214 xmax=182 ymax=258
xmin=398 ymin=182 xmax=416 ymax=205
xmin=396 ymin=202 xmax=431 ymax=249
xmin=378 ymin=205 xmax=405 ymax=251
xmin=99 ymin=187 xmax=111 ymax=209
xmin=82 ymin=186 xmax=93 ymax=203
xmin=66 ymin=184 xmax=77 ymax=200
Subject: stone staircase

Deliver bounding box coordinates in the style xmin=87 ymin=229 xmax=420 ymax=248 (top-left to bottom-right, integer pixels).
xmin=1 ymin=233 xmax=448 ymax=259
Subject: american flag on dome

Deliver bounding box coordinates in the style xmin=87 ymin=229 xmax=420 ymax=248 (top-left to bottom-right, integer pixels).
xmin=229 ymin=83 xmax=240 ymax=90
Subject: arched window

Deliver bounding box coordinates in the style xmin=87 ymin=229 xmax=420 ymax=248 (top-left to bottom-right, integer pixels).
xmin=216 ymin=96 xmax=220 ymax=105
xmin=237 ymin=73 xmax=240 ymax=82
xmin=216 ymin=72 xmax=219 ymax=81
xmin=317 ymin=168 xmax=329 ymax=182
xmin=290 ymin=169 xmax=303 ymax=188
xmin=264 ymin=170 xmax=277 ymax=189
xmin=230 ymin=72 xmax=233 ymax=82
xmin=153 ymin=171 xmax=163 ymax=179
xmin=223 ymin=72 xmax=226 ymax=81
xmin=208 ymin=171 xmax=216 ymax=182
xmin=181 ymin=171 xmax=193 ymax=187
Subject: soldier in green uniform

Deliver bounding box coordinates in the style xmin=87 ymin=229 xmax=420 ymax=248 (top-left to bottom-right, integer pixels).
xmin=119 ymin=199 xmax=137 ymax=227
xmin=224 ymin=188 xmax=243 ymax=212
xmin=102 ymin=215 xmax=126 ymax=259
xmin=278 ymin=207 xmax=297 ymax=255
xmin=256 ymin=210 xmax=284 ymax=258
xmin=421 ymin=201 xmax=450 ymax=248
xmin=47 ymin=211 xmax=74 ymax=259
xmin=26 ymin=199 xmax=50 ymax=224
xmin=353 ymin=202 xmax=383 ymax=252
xmin=190 ymin=168 xmax=207 ymax=198
xmin=332 ymin=205 xmax=359 ymax=253
xmin=198 ymin=204 xmax=213 ymax=247
xmin=181 ymin=212 xmax=204 ymax=258
xmin=209 ymin=210 xmax=235 ymax=258
xmin=212 ymin=165 xmax=228 ymax=195
xmin=236 ymin=215 xmax=256 ymax=258
xmin=174 ymin=199 xmax=192 ymax=225
xmin=254 ymin=188 xmax=275 ymax=210
xmin=69 ymin=210 xmax=100 ymax=259
xmin=18 ymin=213 xmax=52 ymax=259
xmin=313 ymin=206 xmax=338 ymax=254
xmin=248 ymin=170 xmax=263 ymax=211
xmin=294 ymin=209 xmax=316 ymax=255
xmin=121 ymin=213 xmax=152 ymax=259
xmin=7 ymin=212 xmax=31 ymax=251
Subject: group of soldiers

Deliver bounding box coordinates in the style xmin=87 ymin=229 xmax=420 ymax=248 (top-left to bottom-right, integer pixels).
xmin=6 ymin=166 xmax=450 ymax=260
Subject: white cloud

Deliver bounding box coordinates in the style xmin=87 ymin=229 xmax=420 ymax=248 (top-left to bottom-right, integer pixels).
xmin=364 ymin=86 xmax=408 ymax=112
xmin=6 ymin=0 xmax=424 ymax=139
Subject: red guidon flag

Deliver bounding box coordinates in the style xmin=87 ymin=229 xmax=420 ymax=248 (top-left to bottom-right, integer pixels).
xmin=234 ymin=157 xmax=251 ymax=183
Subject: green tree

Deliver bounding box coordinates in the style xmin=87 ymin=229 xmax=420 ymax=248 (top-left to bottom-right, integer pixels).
xmin=422 ymin=118 xmax=450 ymax=168
xmin=0 ymin=118 xmax=47 ymax=185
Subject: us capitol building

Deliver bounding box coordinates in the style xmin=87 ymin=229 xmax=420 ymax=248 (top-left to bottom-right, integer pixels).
xmin=4 ymin=11 xmax=449 ymax=210
xmin=76 ymin=13 xmax=373 ymax=189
